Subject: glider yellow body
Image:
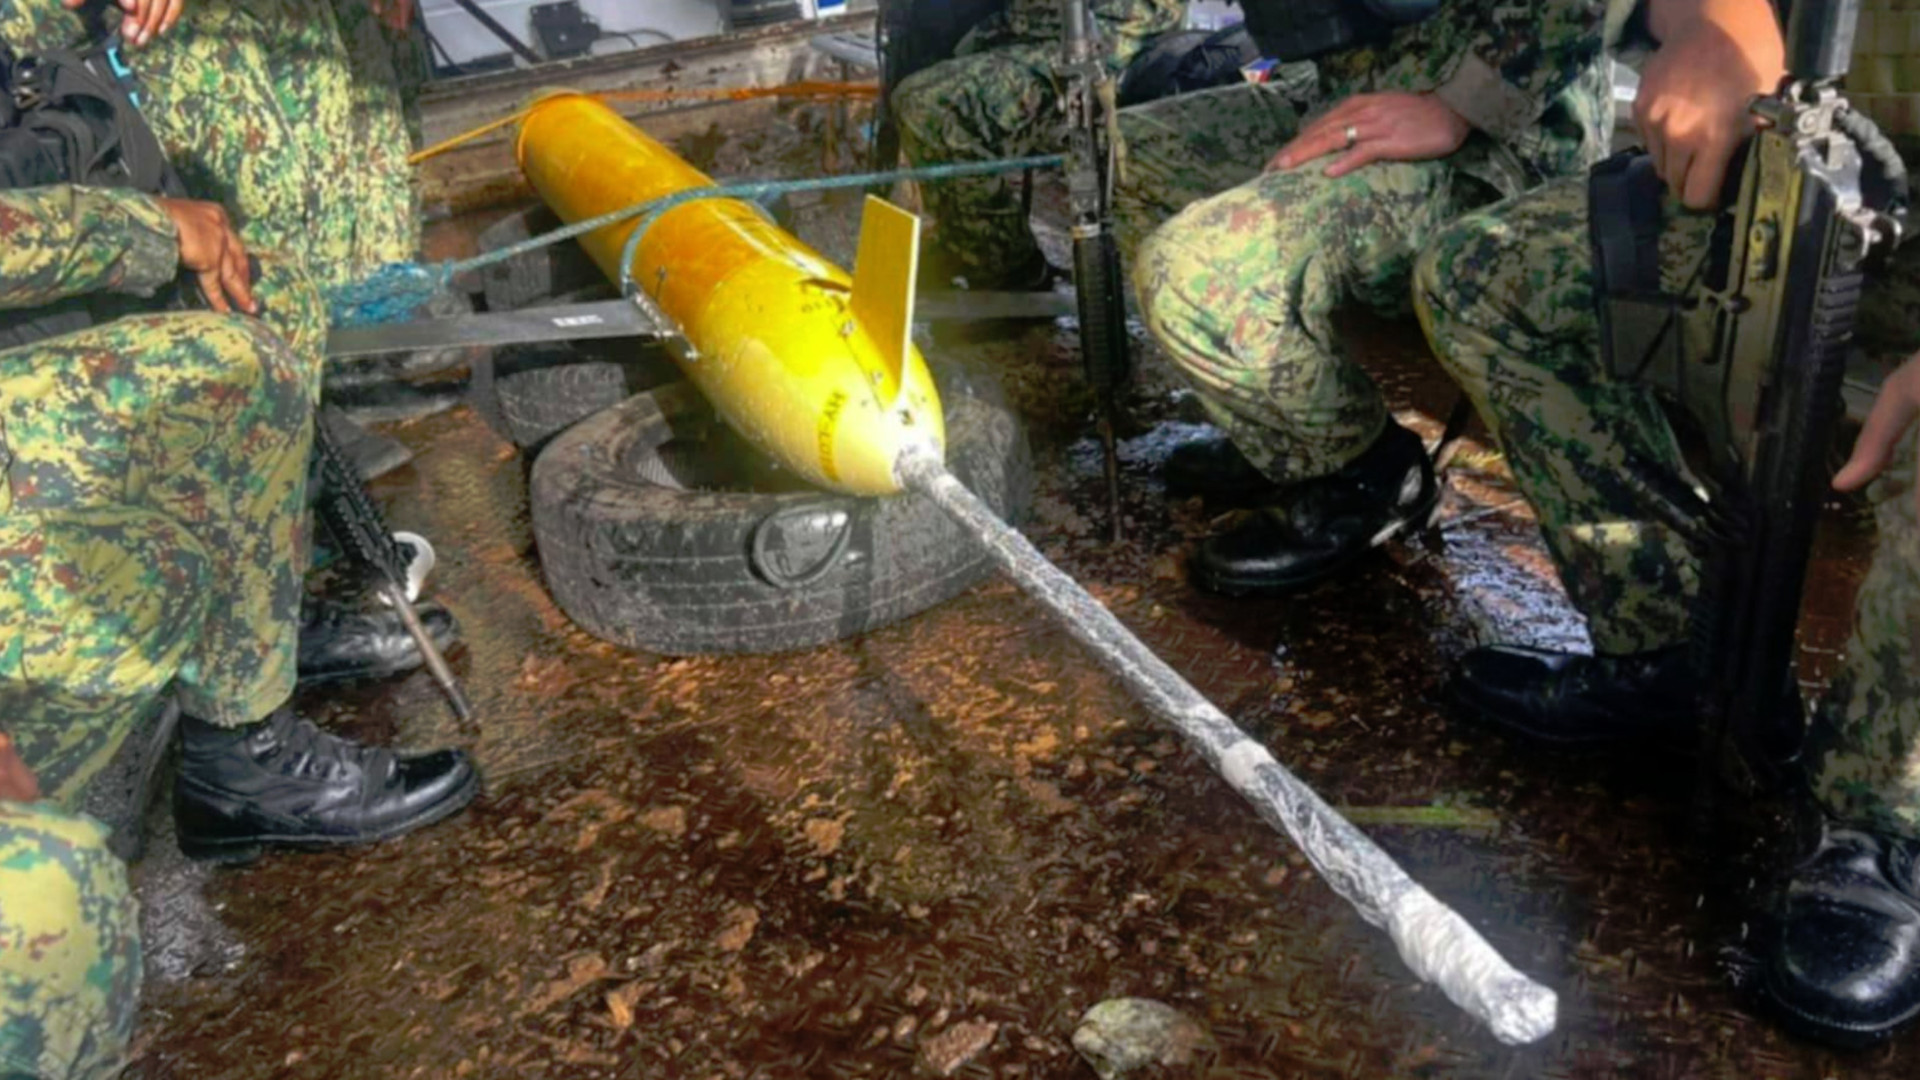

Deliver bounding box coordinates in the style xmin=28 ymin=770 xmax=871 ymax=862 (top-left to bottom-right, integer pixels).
xmin=516 ymin=93 xmax=942 ymax=495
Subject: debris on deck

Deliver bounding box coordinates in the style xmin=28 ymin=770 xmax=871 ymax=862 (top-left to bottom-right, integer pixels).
xmin=118 ymin=60 xmax=1909 ymax=1080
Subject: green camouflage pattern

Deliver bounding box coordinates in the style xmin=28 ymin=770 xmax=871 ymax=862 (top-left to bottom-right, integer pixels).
xmin=1414 ymin=175 xmax=1702 ymax=654
xmin=0 ymin=186 xmax=323 ymax=805
xmin=1413 ymin=170 xmax=1920 ymax=838
xmin=1808 ymin=435 xmax=1920 ymax=837
xmin=992 ymin=0 xmax=1185 ymax=43
xmin=0 ymin=0 xmax=423 ymax=289
xmin=131 ymin=0 xmax=422 ymax=288
xmin=893 ymin=0 xmax=1186 ymax=282
xmin=0 ymin=803 xmax=139 ymax=1080
xmin=1123 ymin=0 xmax=1613 ymax=482
xmin=328 ymin=0 xmax=433 ymax=148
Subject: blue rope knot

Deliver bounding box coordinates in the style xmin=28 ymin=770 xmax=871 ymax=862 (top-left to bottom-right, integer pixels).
xmin=320 ymin=154 xmax=1067 ymax=328
xmin=327 ymin=261 xmax=457 ymax=327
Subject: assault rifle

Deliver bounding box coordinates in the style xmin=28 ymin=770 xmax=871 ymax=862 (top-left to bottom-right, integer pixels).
xmin=1058 ymin=0 xmax=1131 ymax=542
xmin=1591 ymin=0 xmax=1907 ymax=801
xmin=311 ymin=410 xmax=475 ymax=725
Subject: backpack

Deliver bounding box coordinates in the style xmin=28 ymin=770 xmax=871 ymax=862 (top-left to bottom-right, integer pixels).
xmin=0 ymin=31 xmax=187 ymax=352
xmin=1117 ymin=25 xmax=1263 ymax=108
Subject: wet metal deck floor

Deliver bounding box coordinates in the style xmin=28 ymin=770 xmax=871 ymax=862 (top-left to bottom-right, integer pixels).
xmin=124 ymin=201 xmax=1905 ymax=1079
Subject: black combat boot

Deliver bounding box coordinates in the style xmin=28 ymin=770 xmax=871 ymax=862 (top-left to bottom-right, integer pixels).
xmin=173 ymin=710 xmax=479 ymax=864
xmin=297 ymin=594 xmax=459 ymax=687
xmin=1760 ymin=825 xmax=1920 ymax=1047
xmin=1446 ymin=644 xmax=1696 ymax=749
xmin=1162 ymin=435 xmax=1280 ymax=506
xmin=1187 ymin=422 xmax=1439 ymax=596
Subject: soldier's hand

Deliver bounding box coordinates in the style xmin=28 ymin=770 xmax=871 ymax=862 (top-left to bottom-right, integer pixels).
xmin=1269 ymin=93 xmax=1471 ymax=179
xmin=1636 ymin=12 xmax=1784 ymax=210
xmin=157 ymin=197 xmax=258 ymax=316
xmin=0 ymin=734 xmax=41 ymax=804
xmin=1835 ymin=354 xmax=1920 ymax=515
xmin=66 ymin=0 xmax=187 ymax=48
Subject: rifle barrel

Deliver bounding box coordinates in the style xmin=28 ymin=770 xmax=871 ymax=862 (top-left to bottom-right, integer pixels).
xmin=384 ymin=581 xmax=476 ymax=725
xmin=1786 ymin=0 xmax=1861 ymax=81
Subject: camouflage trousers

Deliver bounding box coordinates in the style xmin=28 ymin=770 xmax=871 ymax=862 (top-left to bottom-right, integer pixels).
xmin=893 ymin=34 xmax=1147 ymax=283
xmin=1415 ymin=174 xmax=1920 ymax=839
xmin=132 ymin=0 xmax=422 ymax=289
xmin=0 ymin=259 xmax=324 ymax=804
xmin=1121 ymin=79 xmax=1508 ymax=482
xmin=0 ymin=804 xmax=139 ymax=1080
xmin=0 ymin=258 xmax=322 ymax=1080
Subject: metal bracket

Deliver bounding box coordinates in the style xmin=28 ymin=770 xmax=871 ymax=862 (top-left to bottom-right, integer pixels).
xmin=630 ymin=285 xmax=700 ymax=364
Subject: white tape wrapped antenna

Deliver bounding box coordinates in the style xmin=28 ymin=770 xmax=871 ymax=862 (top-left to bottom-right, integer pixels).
xmin=898 ymin=449 xmax=1556 ymax=1045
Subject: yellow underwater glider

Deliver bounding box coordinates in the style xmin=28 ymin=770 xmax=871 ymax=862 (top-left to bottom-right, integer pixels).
xmin=515 ymin=91 xmax=942 ymax=497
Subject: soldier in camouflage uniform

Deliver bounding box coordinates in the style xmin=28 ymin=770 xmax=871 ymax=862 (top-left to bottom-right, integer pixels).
xmin=139 ymin=0 xmax=423 ymax=288
xmin=0 ymin=38 xmax=478 ymax=1064
xmin=0 ymin=181 xmax=480 ymax=1080
xmin=0 ymin=0 xmax=426 ymax=288
xmin=1414 ymin=0 xmax=1920 ymax=1047
xmin=0 ymin=184 xmax=311 ymax=1079
xmin=0 ymin=0 xmax=472 ymax=679
xmin=0 ymin=0 xmax=422 ymax=288
xmin=0 ymin=799 xmax=139 ymax=1080
xmin=892 ymin=0 xmax=1187 ymax=290
xmin=1116 ymin=0 xmax=1614 ymax=597
xmin=132 ymin=0 xmax=483 ymax=496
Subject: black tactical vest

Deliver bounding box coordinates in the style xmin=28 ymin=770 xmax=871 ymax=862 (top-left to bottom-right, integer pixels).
xmin=1238 ymin=0 xmax=1441 ymax=62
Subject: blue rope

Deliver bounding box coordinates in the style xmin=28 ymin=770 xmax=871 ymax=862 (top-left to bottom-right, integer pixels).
xmin=326 ymin=153 xmax=1066 ymax=328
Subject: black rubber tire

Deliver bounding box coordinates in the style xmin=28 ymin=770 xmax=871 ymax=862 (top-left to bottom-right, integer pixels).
xmin=475 ymin=205 xmax=608 ymax=315
xmin=470 ymin=340 xmax=677 ymax=454
xmin=468 ymin=208 xmax=679 ymax=453
xmin=530 ymin=364 xmax=1032 ymax=656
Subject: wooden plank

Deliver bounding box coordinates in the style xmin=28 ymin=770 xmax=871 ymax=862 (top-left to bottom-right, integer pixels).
xmin=417 ymin=11 xmax=875 ymax=149
xmin=418 ymin=96 xmax=793 ymax=218
xmin=414 ymin=12 xmax=877 ymax=215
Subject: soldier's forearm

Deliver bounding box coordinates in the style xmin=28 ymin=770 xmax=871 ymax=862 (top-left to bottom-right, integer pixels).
xmin=1647 ymin=0 xmax=1785 ymax=76
xmin=0 ymin=186 xmax=180 ymax=310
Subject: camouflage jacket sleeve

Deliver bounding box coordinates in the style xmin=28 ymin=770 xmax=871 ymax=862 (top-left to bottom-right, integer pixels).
xmin=0 ymin=0 xmax=89 ymax=53
xmin=1091 ymin=0 xmax=1187 ymax=43
xmin=0 ymin=186 xmax=179 ymax=309
xmin=1431 ymin=0 xmax=1611 ymax=143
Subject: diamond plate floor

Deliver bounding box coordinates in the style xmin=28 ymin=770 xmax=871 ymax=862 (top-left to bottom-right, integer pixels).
xmin=119 ymin=191 xmax=1902 ymax=1079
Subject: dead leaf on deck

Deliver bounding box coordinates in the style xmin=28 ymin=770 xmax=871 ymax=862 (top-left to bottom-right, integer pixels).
xmin=521 ymin=953 xmax=613 ymax=1017
xmin=605 ymin=980 xmax=655 ymax=1031
xmin=714 ymin=904 xmax=760 ymax=953
xmin=641 ymin=805 xmax=689 ymax=838
xmin=919 ymin=1019 xmax=999 ymax=1076
xmin=803 ymin=816 xmax=846 ymax=856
